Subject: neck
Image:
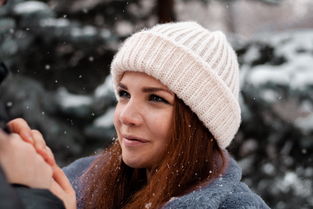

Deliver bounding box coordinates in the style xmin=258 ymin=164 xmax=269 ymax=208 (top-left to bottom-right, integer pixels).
xmin=146 ymin=168 xmax=152 ymax=182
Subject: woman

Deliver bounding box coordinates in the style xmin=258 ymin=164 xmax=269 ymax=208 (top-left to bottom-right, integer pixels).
xmin=9 ymin=22 xmax=270 ymax=209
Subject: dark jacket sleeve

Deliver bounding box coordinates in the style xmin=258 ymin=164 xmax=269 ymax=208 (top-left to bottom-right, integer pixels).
xmin=0 ymin=167 xmax=65 ymax=209
xmin=0 ymin=168 xmax=25 ymax=209
xmin=14 ymin=185 xmax=65 ymax=209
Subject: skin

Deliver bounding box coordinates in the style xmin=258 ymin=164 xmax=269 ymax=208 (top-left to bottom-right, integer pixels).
xmin=114 ymin=72 xmax=175 ymax=172
xmin=7 ymin=71 xmax=174 ymax=204
xmin=0 ymin=131 xmax=53 ymax=189
xmin=6 ymin=119 xmax=76 ymax=209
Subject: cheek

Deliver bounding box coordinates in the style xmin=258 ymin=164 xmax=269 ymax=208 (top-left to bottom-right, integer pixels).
xmin=114 ymin=109 xmax=123 ymax=147
xmin=113 ymin=106 xmax=121 ymax=131
xmin=147 ymin=110 xmax=173 ymax=166
xmin=149 ymin=109 xmax=173 ymax=138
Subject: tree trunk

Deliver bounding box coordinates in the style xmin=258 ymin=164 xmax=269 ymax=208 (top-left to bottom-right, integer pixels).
xmin=157 ymin=0 xmax=176 ymax=23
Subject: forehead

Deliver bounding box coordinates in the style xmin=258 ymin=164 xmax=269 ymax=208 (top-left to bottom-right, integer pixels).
xmin=120 ymin=71 xmax=169 ymax=89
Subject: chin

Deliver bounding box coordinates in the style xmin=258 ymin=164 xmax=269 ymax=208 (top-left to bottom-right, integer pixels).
xmin=122 ymin=157 xmax=145 ymax=168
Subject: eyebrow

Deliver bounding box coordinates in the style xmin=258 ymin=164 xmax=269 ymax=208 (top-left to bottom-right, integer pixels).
xmin=118 ymin=83 xmax=174 ymax=95
xmin=143 ymin=87 xmax=174 ymax=95
xmin=118 ymin=83 xmax=128 ymax=90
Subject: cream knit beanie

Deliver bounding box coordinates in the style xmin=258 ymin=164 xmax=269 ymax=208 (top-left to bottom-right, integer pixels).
xmin=111 ymin=21 xmax=241 ymax=149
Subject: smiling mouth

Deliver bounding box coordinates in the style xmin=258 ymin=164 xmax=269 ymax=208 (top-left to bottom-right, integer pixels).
xmin=123 ymin=135 xmax=149 ymax=143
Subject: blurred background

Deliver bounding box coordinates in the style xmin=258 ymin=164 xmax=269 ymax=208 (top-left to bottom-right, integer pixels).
xmin=0 ymin=0 xmax=312 ymax=208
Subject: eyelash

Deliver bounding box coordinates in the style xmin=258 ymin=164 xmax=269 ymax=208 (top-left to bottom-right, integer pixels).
xmin=117 ymin=90 xmax=169 ymax=104
xmin=118 ymin=90 xmax=130 ymax=98
xmin=149 ymin=94 xmax=169 ymax=104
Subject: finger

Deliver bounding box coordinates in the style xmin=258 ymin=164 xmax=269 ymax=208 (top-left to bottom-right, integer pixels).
xmin=9 ymin=133 xmax=32 ymax=145
xmin=53 ymin=166 xmax=74 ymax=193
xmin=36 ymin=149 xmax=56 ymax=166
xmin=7 ymin=118 xmax=33 ymax=144
xmin=31 ymin=130 xmax=46 ymax=151
xmin=45 ymin=146 xmax=56 ymax=165
xmin=31 ymin=130 xmax=56 ymax=166
xmin=36 ymin=147 xmax=56 ymax=166
xmin=51 ymin=177 xmax=76 ymax=209
xmin=50 ymin=179 xmax=65 ymax=200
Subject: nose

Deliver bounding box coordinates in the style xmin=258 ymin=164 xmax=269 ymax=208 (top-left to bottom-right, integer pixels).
xmin=118 ymin=100 xmax=143 ymax=127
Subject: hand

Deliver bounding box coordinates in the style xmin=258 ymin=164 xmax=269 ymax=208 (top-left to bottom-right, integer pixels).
xmin=51 ymin=166 xmax=77 ymax=209
xmin=0 ymin=131 xmax=53 ymax=189
xmin=7 ymin=118 xmax=56 ymax=166
xmin=7 ymin=118 xmax=77 ymax=209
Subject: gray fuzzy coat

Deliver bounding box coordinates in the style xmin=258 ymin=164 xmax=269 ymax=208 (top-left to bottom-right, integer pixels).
xmin=63 ymin=156 xmax=270 ymax=209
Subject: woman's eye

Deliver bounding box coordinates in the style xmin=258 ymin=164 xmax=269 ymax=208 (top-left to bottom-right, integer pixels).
xmin=149 ymin=94 xmax=169 ymax=104
xmin=118 ymin=90 xmax=130 ymax=98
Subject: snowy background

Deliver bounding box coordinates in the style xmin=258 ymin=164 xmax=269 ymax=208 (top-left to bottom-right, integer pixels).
xmin=1 ymin=0 xmax=313 ymax=208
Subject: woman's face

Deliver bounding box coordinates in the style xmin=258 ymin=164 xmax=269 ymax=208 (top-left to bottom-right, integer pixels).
xmin=114 ymin=72 xmax=174 ymax=169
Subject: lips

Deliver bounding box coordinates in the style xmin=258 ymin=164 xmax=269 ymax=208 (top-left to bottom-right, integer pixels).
xmin=122 ymin=134 xmax=149 ymax=146
xmin=123 ymin=135 xmax=149 ymax=143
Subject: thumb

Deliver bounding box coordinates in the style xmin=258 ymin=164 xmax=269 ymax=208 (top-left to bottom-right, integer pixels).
xmin=50 ymin=179 xmax=65 ymax=200
xmin=53 ymin=165 xmax=74 ymax=193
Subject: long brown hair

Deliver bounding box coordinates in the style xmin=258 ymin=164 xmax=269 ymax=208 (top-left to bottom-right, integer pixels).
xmin=80 ymin=97 xmax=228 ymax=209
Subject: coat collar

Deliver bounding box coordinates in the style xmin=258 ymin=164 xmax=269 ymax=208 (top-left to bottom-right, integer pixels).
xmin=163 ymin=157 xmax=242 ymax=209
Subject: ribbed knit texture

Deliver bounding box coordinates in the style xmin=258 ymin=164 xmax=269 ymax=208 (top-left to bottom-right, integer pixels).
xmin=111 ymin=21 xmax=241 ymax=149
